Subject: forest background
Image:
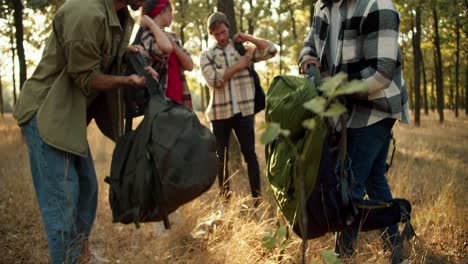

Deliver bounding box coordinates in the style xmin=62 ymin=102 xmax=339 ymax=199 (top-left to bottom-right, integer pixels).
xmin=0 ymin=0 xmax=467 ymax=263
xmin=1 ymin=0 xmax=467 ymax=124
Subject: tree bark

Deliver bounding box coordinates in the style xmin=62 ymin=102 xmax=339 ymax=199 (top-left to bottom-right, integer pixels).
xmin=412 ymin=7 xmax=421 ymax=126
xmin=309 ymin=0 xmax=314 ymax=28
xmin=216 ymin=0 xmax=242 ymax=171
xmin=455 ymin=18 xmax=460 ymax=117
xmin=247 ymin=0 xmax=254 ymax=35
xmin=9 ymin=31 xmax=17 ymax=105
xmin=432 ymin=7 xmax=444 ymax=123
xmin=449 ymin=67 xmax=453 ymax=109
xmin=12 ymin=0 xmax=26 ymax=89
xmin=287 ymin=4 xmax=297 ymax=40
xmin=0 ymin=71 xmax=3 ymax=117
xmin=465 ymin=62 xmax=468 ymax=115
xmin=278 ymin=32 xmax=283 ymax=74
xmin=421 ymin=51 xmax=428 ymax=115
xmin=217 ymin=0 xmax=237 ymax=35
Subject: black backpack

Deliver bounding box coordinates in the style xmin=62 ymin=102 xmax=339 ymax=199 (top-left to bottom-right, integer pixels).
xmin=105 ymin=53 xmax=217 ymax=228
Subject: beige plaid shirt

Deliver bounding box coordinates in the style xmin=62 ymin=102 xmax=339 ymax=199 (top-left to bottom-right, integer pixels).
xmin=200 ymin=40 xmax=276 ymax=121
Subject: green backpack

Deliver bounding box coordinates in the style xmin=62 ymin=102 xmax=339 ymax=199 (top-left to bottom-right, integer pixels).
xmin=265 ymin=74 xmax=326 ymax=226
xmin=264 ymin=72 xmax=413 ymax=239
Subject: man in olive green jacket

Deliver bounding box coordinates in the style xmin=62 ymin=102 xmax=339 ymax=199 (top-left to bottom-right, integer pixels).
xmin=13 ymin=0 xmax=155 ymax=263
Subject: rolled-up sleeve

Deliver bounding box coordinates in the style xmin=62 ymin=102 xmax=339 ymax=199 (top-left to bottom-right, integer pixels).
xmin=55 ymin=12 xmax=105 ymax=96
xmin=140 ymin=31 xmax=168 ymax=64
xmin=65 ymin=40 xmax=103 ymax=96
xmin=252 ymin=41 xmax=277 ymax=62
xmin=200 ymin=50 xmax=225 ymax=89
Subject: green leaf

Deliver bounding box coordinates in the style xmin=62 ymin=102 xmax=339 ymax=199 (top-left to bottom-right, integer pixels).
xmin=279 ymin=239 xmax=293 ymax=250
xmin=320 ymin=102 xmax=347 ymax=117
xmin=303 ymin=97 xmax=327 ymax=114
xmin=320 ymin=250 xmax=342 ymax=264
xmin=331 ymin=79 xmax=368 ymax=97
xmin=260 ymin=236 xmax=272 ymax=242
xmin=263 ymin=228 xmax=274 ymax=236
xmin=319 ymin=73 xmax=347 ymax=97
xmin=261 ymin=122 xmax=291 ymax=144
xmin=275 ymin=225 xmax=287 ymax=239
xmin=302 ymin=118 xmax=316 ymax=130
xmin=261 ymin=123 xmax=282 ymax=144
xmin=261 ymin=238 xmax=278 ymax=249
xmin=279 ymin=129 xmax=291 ymax=138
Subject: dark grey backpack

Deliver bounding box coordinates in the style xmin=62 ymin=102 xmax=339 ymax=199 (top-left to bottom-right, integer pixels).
xmin=105 ymin=53 xmax=217 ymax=228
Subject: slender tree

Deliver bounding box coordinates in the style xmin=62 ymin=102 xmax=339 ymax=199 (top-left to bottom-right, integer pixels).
xmin=454 ymin=17 xmax=460 ymax=117
xmin=9 ymin=31 xmax=17 ymax=105
xmin=217 ymin=0 xmax=237 ymax=35
xmin=215 ymin=0 xmax=242 ymax=173
xmin=422 ymin=50 xmax=428 ymax=115
xmin=412 ymin=6 xmax=422 ymax=126
xmin=432 ymin=7 xmax=444 ymax=123
xmin=12 ymin=0 xmax=26 ymax=89
xmin=466 ymin=63 xmax=468 ymax=115
xmin=0 ymin=69 xmax=3 ymax=116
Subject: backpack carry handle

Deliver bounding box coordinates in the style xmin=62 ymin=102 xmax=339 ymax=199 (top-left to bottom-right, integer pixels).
xmin=127 ymin=52 xmax=164 ymax=97
xmin=305 ymin=65 xmax=320 ymax=87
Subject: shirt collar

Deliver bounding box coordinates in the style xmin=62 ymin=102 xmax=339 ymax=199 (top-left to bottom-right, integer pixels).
xmin=104 ymin=0 xmax=126 ymax=28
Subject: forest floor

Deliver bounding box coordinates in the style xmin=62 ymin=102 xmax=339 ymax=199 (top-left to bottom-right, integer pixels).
xmin=0 ymin=111 xmax=467 ymax=263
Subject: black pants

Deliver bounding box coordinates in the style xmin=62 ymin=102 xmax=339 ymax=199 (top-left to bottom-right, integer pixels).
xmin=211 ymin=113 xmax=261 ymax=198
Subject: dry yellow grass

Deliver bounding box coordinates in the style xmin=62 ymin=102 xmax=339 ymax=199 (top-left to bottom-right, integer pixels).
xmin=0 ymin=111 xmax=466 ymax=263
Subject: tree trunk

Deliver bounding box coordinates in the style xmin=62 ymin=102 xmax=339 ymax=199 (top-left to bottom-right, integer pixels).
xmin=9 ymin=32 xmax=17 ymax=105
xmin=247 ymin=0 xmax=254 ymax=35
xmin=278 ymin=32 xmax=283 ymax=74
xmin=455 ymin=18 xmax=460 ymax=117
xmin=431 ymin=78 xmax=435 ymax=112
xmin=449 ymin=67 xmax=453 ymax=109
xmin=421 ymin=50 xmax=428 ymax=115
xmin=465 ymin=61 xmax=468 ymax=115
xmin=0 ymin=72 xmax=3 ymax=117
xmin=309 ymin=0 xmax=314 ymax=27
xmin=217 ymin=0 xmax=237 ymax=35
xmin=13 ymin=0 xmax=26 ymax=89
xmin=287 ymin=4 xmax=297 ymax=40
xmin=408 ymin=78 xmax=413 ymax=110
xmin=239 ymin=7 xmax=244 ymax=32
xmin=177 ymin=0 xmax=188 ymax=45
xmin=432 ymin=7 xmax=444 ymax=123
xmin=412 ymin=7 xmax=421 ymax=126
xmin=216 ymin=0 xmax=242 ymax=172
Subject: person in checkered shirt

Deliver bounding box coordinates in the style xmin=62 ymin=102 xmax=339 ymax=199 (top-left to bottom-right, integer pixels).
xmin=299 ymin=0 xmax=410 ymax=263
xmin=200 ymin=12 xmax=277 ymax=205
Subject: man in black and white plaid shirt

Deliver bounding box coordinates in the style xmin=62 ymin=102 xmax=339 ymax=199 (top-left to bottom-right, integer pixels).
xmin=299 ymin=0 xmax=409 ymax=263
xmin=200 ymin=12 xmax=277 ymax=203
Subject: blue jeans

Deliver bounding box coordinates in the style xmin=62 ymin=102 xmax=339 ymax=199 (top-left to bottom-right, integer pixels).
xmin=22 ymin=115 xmax=98 ymax=264
xmin=335 ymin=118 xmax=400 ymax=256
xmin=211 ymin=114 xmax=260 ymax=198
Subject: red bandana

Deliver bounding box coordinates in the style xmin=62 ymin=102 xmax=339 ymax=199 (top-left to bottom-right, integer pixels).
xmin=146 ymin=0 xmax=170 ymax=18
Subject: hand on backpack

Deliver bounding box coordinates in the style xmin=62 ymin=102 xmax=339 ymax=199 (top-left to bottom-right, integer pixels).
xmin=144 ymin=66 xmax=159 ymax=80
xmin=126 ymin=74 xmax=146 ymax=87
xmin=299 ymin=55 xmax=321 ymax=74
xmin=233 ymin=32 xmax=249 ymax=43
xmin=236 ymin=55 xmax=252 ymax=71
